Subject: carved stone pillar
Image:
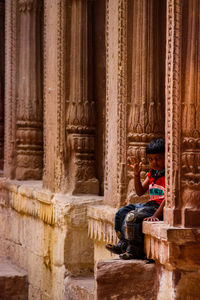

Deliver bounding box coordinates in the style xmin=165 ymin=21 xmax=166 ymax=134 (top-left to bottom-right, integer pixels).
xmin=104 ymin=0 xmax=128 ymax=207
xmin=15 ymin=0 xmax=43 ymax=180
xmin=66 ymin=0 xmax=99 ymax=194
xmin=165 ymin=0 xmax=200 ymax=227
xmin=143 ymin=1 xmax=200 ymax=298
xmin=127 ymin=0 xmax=166 ymax=196
xmin=0 ymin=1 xmax=4 ymax=170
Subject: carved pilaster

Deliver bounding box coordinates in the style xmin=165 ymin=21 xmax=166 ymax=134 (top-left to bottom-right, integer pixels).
xmin=103 ymin=0 xmax=128 ymax=207
xmin=4 ymin=0 xmax=17 ymax=178
xmin=0 ymin=1 xmax=5 ymax=170
xmin=180 ymin=0 xmax=200 ymax=226
xmin=66 ymin=0 xmax=99 ymax=194
xmin=164 ymin=0 xmax=182 ymax=226
xmin=16 ymin=0 xmax=43 ymax=179
xmin=165 ymin=0 xmax=200 ymax=227
xmin=127 ymin=0 xmax=166 ymax=193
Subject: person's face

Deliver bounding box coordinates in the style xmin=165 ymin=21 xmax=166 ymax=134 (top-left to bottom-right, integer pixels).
xmin=147 ymin=153 xmax=165 ymax=171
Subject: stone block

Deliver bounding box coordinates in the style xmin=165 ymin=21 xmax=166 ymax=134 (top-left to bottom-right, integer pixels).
xmin=28 ymin=284 xmax=41 ymax=300
xmin=95 ymin=259 xmax=157 ymax=300
xmin=64 ymin=275 xmax=94 ymax=300
xmin=0 ymin=259 xmax=28 ymax=300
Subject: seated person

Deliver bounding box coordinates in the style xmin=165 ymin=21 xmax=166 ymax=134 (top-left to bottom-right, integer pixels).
xmin=105 ymin=138 xmax=165 ymax=259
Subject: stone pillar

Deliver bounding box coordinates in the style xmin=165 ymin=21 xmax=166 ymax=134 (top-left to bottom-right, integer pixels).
xmin=15 ymin=0 xmax=43 ymax=180
xmin=127 ymin=0 xmax=166 ymax=196
xmin=164 ymin=0 xmax=200 ymax=227
xmin=104 ymin=0 xmax=128 ymax=207
xmin=65 ymin=0 xmax=99 ymax=194
xmin=0 ymin=1 xmax=4 ymax=170
xmin=42 ymin=0 xmax=66 ymax=192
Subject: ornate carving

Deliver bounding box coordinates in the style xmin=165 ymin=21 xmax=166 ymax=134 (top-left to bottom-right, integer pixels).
xmin=116 ymin=0 xmax=128 ymax=204
xmin=16 ymin=0 xmax=43 ymax=179
xmin=182 ymin=137 xmax=200 ymax=184
xmin=104 ymin=0 xmax=128 ymax=206
xmin=127 ymin=0 xmax=165 ymax=185
xmin=104 ymin=0 xmax=109 ymax=193
xmin=65 ymin=0 xmax=99 ymax=194
xmin=165 ymin=0 xmax=200 ymax=227
xmin=165 ymin=0 xmax=182 ymax=218
xmin=66 ymin=101 xmax=95 ymax=133
xmin=4 ymin=0 xmax=17 ymax=178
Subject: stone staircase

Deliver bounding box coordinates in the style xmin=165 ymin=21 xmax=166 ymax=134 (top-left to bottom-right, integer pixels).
xmin=0 ymin=258 xmax=28 ymax=300
xmin=64 ymin=259 xmax=157 ymax=300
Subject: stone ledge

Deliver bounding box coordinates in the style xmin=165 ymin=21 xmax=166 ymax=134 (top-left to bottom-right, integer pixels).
xmin=143 ymin=222 xmax=200 ymax=270
xmin=64 ymin=275 xmax=94 ymax=300
xmin=95 ymin=259 xmax=157 ymax=300
xmin=143 ymin=221 xmax=200 ymax=244
xmin=0 ymin=178 xmax=103 ymax=226
xmin=88 ymin=205 xmax=118 ymax=244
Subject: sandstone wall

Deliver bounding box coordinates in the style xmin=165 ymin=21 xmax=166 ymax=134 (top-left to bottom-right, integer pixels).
xmin=0 ymin=179 xmax=102 ymax=299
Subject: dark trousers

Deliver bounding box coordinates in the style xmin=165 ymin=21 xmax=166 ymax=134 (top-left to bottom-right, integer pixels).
xmin=114 ymin=201 xmax=159 ymax=240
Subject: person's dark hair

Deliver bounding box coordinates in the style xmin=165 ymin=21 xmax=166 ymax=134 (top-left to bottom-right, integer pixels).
xmin=146 ymin=138 xmax=165 ymax=155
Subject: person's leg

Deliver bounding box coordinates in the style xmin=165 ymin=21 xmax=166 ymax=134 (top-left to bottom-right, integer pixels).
xmin=105 ymin=204 xmax=137 ymax=254
xmin=119 ymin=202 xmax=159 ymax=259
xmin=114 ymin=204 xmax=137 ymax=238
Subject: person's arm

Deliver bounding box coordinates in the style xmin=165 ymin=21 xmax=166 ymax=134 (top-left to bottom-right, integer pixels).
xmin=144 ymin=200 xmax=165 ymax=222
xmin=134 ymin=175 xmax=149 ymax=196
xmin=128 ymin=156 xmax=149 ymax=196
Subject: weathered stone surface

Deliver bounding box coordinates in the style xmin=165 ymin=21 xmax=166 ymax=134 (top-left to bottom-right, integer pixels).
xmin=64 ymin=276 xmax=94 ymax=300
xmin=0 ymin=258 xmax=28 ymax=300
xmin=0 ymin=178 xmax=102 ymax=299
xmin=157 ymin=265 xmax=200 ymax=300
xmin=96 ymin=259 xmax=157 ymax=300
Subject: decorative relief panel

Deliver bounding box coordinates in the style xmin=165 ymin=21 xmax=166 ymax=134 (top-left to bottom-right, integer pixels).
xmin=181 ymin=0 xmax=200 ymax=189
xmin=15 ymin=0 xmax=43 ymax=179
xmin=65 ymin=0 xmax=99 ymax=194
xmin=127 ymin=0 xmax=165 ymax=191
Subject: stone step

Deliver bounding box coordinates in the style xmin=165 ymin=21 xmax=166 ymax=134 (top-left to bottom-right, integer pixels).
xmin=64 ymin=275 xmax=94 ymax=300
xmin=0 ymin=258 xmax=28 ymax=300
xmin=96 ymin=258 xmax=157 ymax=300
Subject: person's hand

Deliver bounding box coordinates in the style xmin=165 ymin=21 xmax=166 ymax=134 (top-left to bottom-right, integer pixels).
xmin=143 ymin=216 xmax=160 ymax=222
xmin=127 ymin=156 xmax=142 ymax=176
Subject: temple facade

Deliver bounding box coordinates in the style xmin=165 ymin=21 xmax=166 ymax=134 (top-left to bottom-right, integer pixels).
xmin=0 ymin=0 xmax=200 ymax=299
